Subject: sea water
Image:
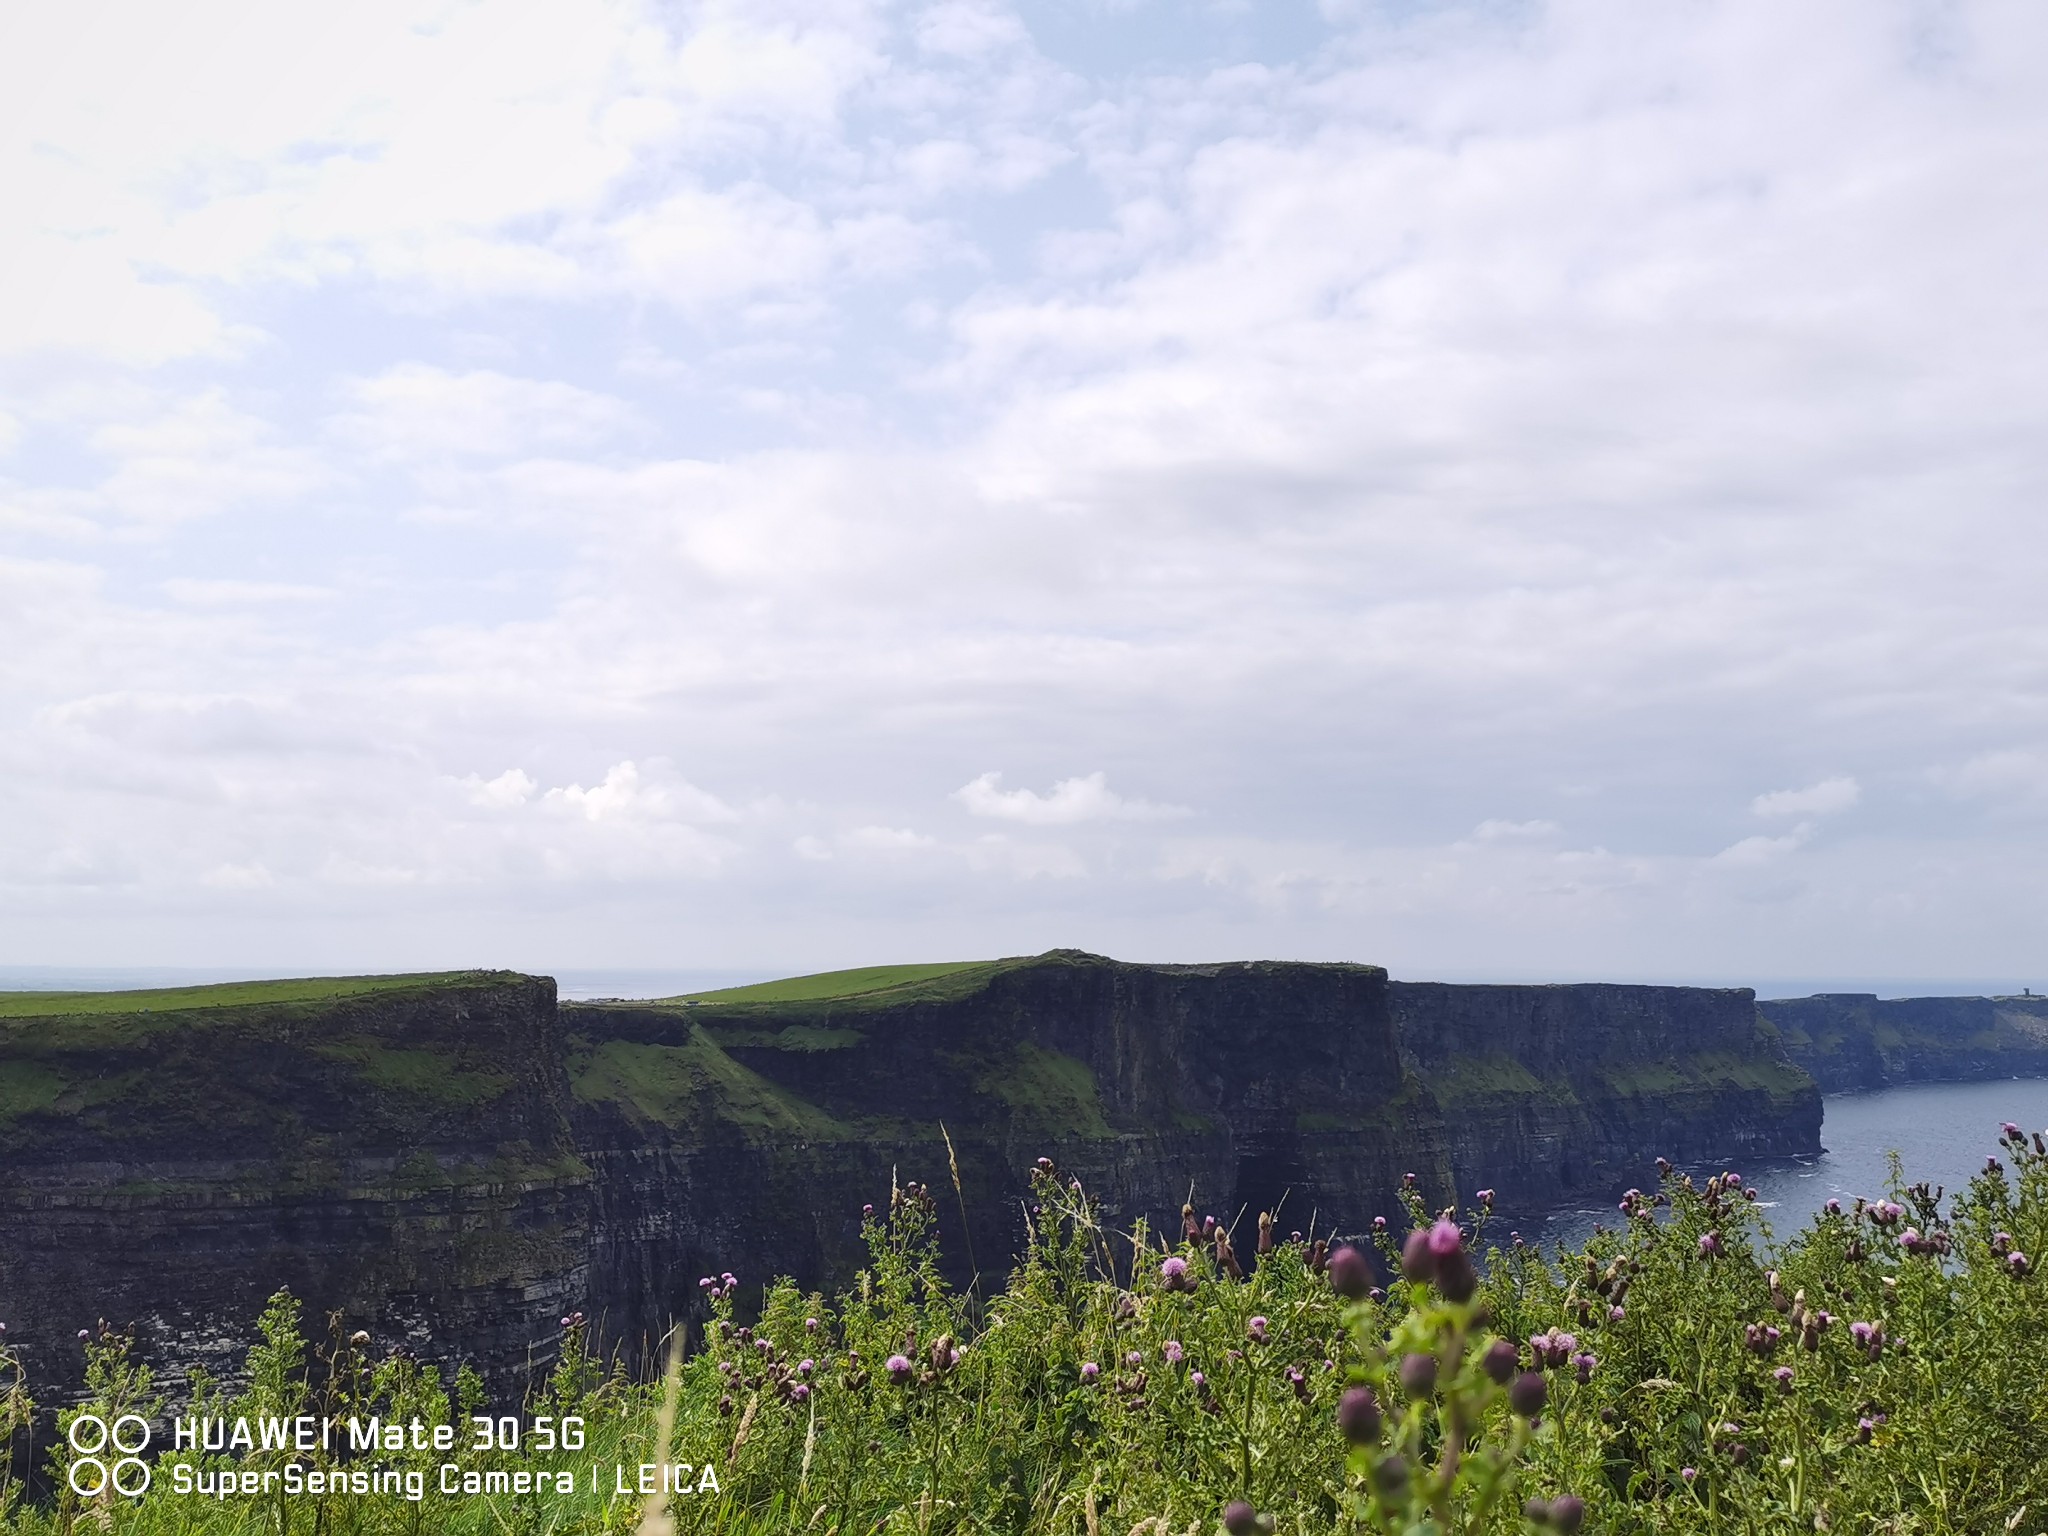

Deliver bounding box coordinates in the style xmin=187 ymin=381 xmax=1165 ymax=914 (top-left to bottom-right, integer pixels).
xmin=1532 ymin=1077 xmax=2048 ymax=1252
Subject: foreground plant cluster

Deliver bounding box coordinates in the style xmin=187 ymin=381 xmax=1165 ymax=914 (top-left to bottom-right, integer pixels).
xmin=3 ymin=1125 xmax=2046 ymax=1535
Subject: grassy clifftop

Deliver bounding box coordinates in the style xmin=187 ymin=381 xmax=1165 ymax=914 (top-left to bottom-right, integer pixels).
xmin=0 ymin=970 xmax=570 ymax=1171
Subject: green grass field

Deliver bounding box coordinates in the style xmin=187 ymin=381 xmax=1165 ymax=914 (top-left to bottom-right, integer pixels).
xmin=669 ymin=960 xmax=1000 ymax=1005
xmin=0 ymin=970 xmax=511 ymax=1019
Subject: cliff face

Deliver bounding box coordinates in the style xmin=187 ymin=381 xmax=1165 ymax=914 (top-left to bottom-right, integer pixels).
xmin=0 ymin=973 xmax=589 ymax=1400
xmin=1759 ymin=993 xmax=2048 ymax=1093
xmin=1389 ymin=982 xmax=1820 ymax=1208
xmin=0 ymin=953 xmax=1820 ymax=1402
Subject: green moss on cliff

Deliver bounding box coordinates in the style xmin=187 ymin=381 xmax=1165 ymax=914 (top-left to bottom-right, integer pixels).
xmin=1423 ymin=1055 xmax=1557 ymax=1103
xmin=1598 ymin=1051 xmax=1812 ymax=1102
xmin=311 ymin=1041 xmax=515 ymax=1104
xmin=970 ymin=1044 xmax=1114 ymax=1139
xmin=571 ymin=1033 xmax=856 ymax=1140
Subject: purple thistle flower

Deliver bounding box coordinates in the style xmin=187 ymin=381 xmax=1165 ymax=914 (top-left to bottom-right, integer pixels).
xmin=1222 ymin=1501 xmax=1258 ymax=1536
xmin=1372 ymin=1215 xmax=1387 ymax=1231
xmin=77 ymin=1330 xmax=88 ymax=1340
xmin=1247 ymin=1316 xmax=1269 ymax=1344
xmin=2002 ymin=1121 xmax=2022 ymax=1139
xmin=1427 ymin=1219 xmax=1462 ymax=1257
xmin=1856 ymin=1417 xmax=1875 ymax=1444
xmin=2010 ymin=1252 xmax=2031 ymax=1277
xmin=1080 ymin=1361 xmax=1100 ymax=1382
xmin=798 ymin=1358 xmax=815 ymax=1375
xmin=790 ymin=1383 xmax=810 ymax=1403
xmin=1481 ymin=1339 xmax=1519 ymax=1384
xmin=1609 ymin=1306 xmax=1626 ymax=1322
xmin=1164 ymin=1339 xmax=1184 ymax=1364
xmin=1698 ymin=1231 xmax=1724 ymax=1258
xmin=885 ymin=1354 xmax=912 ymax=1383
xmin=1681 ymin=1467 xmax=1697 ymax=1484
xmin=1825 ymin=1199 xmax=1842 ymax=1215
xmin=1774 ymin=1366 xmax=1794 ymax=1393
xmin=1508 ymin=1371 xmax=1547 ymax=1417
xmin=805 ymin=1317 xmax=820 ymax=1331
xmin=1125 ymin=1351 xmax=1143 ymax=1368
xmin=1190 ymin=1370 xmax=1206 ymax=1388
xmin=1572 ymin=1352 xmax=1598 ymax=1382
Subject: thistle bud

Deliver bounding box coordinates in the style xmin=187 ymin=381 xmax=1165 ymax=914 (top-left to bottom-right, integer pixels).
xmin=1327 ymin=1245 xmax=1373 ymax=1300
xmin=1222 ymin=1501 xmax=1258 ymax=1536
xmin=1337 ymin=1386 xmax=1381 ymax=1444
xmin=1481 ymin=1338 xmax=1519 ymax=1384
xmin=1398 ymin=1352 xmax=1437 ymax=1398
xmin=1509 ymin=1371 xmax=1547 ymax=1417
xmin=1401 ymin=1228 xmax=1438 ymax=1283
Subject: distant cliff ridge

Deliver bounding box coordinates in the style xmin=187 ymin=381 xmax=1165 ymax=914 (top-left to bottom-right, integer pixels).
xmin=1760 ymin=992 xmax=2048 ymax=1093
xmin=0 ymin=953 xmax=1820 ymax=1402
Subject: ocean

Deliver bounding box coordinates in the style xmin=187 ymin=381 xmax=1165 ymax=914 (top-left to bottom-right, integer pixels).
xmin=1531 ymin=1076 xmax=2048 ymax=1252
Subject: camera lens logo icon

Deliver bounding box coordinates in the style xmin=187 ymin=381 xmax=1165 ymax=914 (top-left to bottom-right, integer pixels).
xmin=67 ymin=1415 xmax=151 ymax=1497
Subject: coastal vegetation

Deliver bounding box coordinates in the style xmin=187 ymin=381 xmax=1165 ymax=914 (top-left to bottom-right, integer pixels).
xmin=5 ymin=1123 xmax=2044 ymax=1535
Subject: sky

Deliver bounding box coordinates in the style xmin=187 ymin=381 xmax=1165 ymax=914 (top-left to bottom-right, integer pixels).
xmin=3 ymin=0 xmax=2046 ymax=988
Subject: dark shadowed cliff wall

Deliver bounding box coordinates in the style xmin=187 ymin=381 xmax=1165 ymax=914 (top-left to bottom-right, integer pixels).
xmin=0 ymin=972 xmax=587 ymax=1401
xmin=0 ymin=953 xmax=1820 ymax=1402
xmin=1389 ymin=982 xmax=1819 ymax=1207
xmin=1759 ymin=993 xmax=2048 ymax=1092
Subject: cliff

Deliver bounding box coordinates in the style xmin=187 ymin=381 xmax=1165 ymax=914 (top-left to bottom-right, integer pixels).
xmin=0 ymin=952 xmax=1820 ymax=1402
xmin=1758 ymin=992 xmax=2048 ymax=1093
xmin=0 ymin=972 xmax=589 ymax=1399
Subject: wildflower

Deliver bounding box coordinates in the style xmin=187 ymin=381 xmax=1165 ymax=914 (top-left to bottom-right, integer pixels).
xmin=1825 ymin=1198 xmax=1842 ymax=1215
xmin=1698 ymin=1231 xmax=1724 ymax=1258
xmin=1856 ymin=1417 xmax=1875 ymax=1444
xmin=1373 ymin=1454 xmax=1409 ymax=1497
xmin=1159 ymin=1254 xmax=1194 ymax=1293
xmin=1481 ymin=1339 xmax=1519 ymax=1384
xmin=1572 ymin=1352 xmax=1598 ymax=1382
xmin=1338 ymin=1385 xmax=1382 ymax=1444
xmin=1080 ymin=1362 xmax=1099 ymax=1383
xmin=885 ymin=1354 xmax=912 ymax=1384
xmin=77 ymin=1330 xmax=88 ymax=1340
xmin=1987 ymin=1156 xmax=2003 ymax=1173
xmin=863 ymin=1204 xmax=874 ymax=1217
xmin=1774 ymin=1365 xmax=1795 ymax=1393
xmin=1286 ymin=1367 xmax=1309 ymax=1400
xmin=1994 ymin=1231 xmax=2016 ymax=1253
xmin=1400 ymin=1228 xmax=1437 ymax=1283
xmin=1427 ymin=1218 xmax=1462 ymax=1256
xmin=1190 ymin=1371 xmax=1206 ymax=1388
xmin=790 ymin=1383 xmax=810 ymax=1403
xmin=798 ymin=1358 xmax=815 ymax=1375
xmin=1398 ymin=1353 xmax=1437 ymax=1397
xmin=1609 ymin=1306 xmax=1625 ymax=1322
xmin=2010 ymin=1252 xmax=2032 ymax=1278
xmin=697 ymin=1277 xmax=713 ymax=1290
xmin=2002 ymin=1121 xmax=2022 ymax=1140
xmin=1247 ymin=1316 xmax=1269 ymax=1344
xmin=1164 ymin=1339 xmax=1184 ymax=1364
xmin=1680 ymin=1467 xmax=1697 ymax=1484
xmin=1372 ymin=1215 xmax=1387 ymax=1232
xmin=1223 ymin=1502 xmax=1256 ymax=1536
xmin=1476 ymin=1188 xmax=1496 ymax=1205
xmin=1327 ymin=1245 xmax=1373 ymax=1300
xmin=1508 ymin=1372 xmax=1547 ymax=1417
xmin=1549 ymin=1495 xmax=1586 ymax=1533
xmin=805 ymin=1317 xmax=820 ymax=1331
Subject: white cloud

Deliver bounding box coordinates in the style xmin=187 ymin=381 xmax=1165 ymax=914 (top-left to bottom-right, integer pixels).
xmin=1469 ymin=819 xmax=1562 ymax=842
xmin=1713 ymin=826 xmax=1814 ymax=868
xmin=541 ymin=761 xmax=738 ymax=825
xmin=953 ymin=771 xmax=1190 ymax=825
xmin=1752 ymin=778 xmax=1860 ymax=819
xmin=462 ymin=768 xmax=538 ymax=809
